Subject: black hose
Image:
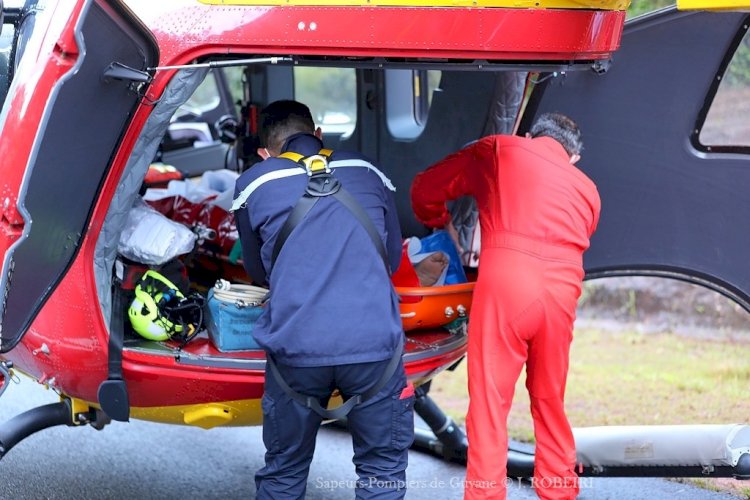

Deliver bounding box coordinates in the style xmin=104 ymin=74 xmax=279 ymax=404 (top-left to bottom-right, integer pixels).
xmin=413 ymin=388 xmax=468 ymax=462
xmin=0 ymin=402 xmax=72 ymax=460
xmin=506 ymin=444 xmax=535 ymax=478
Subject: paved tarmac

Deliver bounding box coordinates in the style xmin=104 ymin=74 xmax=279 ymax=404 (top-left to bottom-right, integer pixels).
xmin=0 ymin=375 xmax=739 ymax=499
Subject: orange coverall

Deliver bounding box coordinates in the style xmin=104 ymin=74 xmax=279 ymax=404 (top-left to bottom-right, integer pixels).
xmin=411 ymin=135 xmax=600 ymax=499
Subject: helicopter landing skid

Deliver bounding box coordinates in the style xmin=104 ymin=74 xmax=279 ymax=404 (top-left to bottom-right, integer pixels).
xmin=412 ymin=394 xmax=750 ymax=482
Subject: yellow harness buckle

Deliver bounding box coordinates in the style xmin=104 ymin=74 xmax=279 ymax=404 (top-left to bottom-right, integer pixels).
xmin=302 ymin=154 xmax=330 ymax=175
xmin=279 ymin=148 xmax=334 ymax=176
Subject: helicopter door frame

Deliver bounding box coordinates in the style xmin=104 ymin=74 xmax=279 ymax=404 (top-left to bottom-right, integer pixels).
xmin=0 ymin=0 xmax=158 ymax=353
xmin=519 ymin=7 xmax=750 ymax=312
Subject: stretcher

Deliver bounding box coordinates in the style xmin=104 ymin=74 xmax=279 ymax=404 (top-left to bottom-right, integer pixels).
xmin=145 ymin=191 xmax=475 ymax=332
xmin=396 ymin=282 xmax=474 ymax=332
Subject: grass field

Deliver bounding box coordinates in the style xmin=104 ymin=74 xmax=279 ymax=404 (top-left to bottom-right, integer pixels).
xmin=429 ymin=327 xmax=750 ymax=497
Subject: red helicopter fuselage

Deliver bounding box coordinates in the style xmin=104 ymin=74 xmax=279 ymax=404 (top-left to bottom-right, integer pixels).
xmin=0 ymin=0 xmax=625 ymax=427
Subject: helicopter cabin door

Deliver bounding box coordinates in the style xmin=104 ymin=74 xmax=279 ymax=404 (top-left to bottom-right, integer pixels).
xmin=519 ymin=7 xmax=750 ymax=312
xmin=0 ymin=0 xmax=158 ymax=352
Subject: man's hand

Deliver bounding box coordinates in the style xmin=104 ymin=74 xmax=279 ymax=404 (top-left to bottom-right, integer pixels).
xmin=445 ymin=221 xmax=464 ymax=255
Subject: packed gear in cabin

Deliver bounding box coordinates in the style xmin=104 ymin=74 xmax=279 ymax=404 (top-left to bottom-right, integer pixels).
xmin=128 ymin=270 xmax=205 ymax=347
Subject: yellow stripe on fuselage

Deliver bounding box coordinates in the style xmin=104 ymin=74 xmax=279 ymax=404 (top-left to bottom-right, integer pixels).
xmin=198 ymin=0 xmax=630 ymax=10
xmin=677 ymin=0 xmax=750 ymax=10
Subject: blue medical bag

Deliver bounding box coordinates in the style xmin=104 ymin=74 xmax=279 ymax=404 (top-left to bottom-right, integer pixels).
xmin=205 ymin=288 xmax=263 ymax=351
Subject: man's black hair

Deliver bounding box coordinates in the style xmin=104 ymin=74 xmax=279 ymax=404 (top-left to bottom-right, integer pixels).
xmin=259 ymin=100 xmax=315 ymax=152
xmin=529 ymin=112 xmax=583 ymax=157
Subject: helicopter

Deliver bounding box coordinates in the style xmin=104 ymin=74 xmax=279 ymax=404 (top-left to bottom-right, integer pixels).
xmin=0 ymin=0 xmax=749 ymax=485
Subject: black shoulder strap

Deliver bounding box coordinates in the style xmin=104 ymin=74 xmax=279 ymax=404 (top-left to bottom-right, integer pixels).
xmin=266 ymin=150 xmax=400 ymax=419
xmin=332 ymin=188 xmax=389 ymax=272
xmin=270 ymin=150 xmax=390 ymax=274
xmin=271 ymin=194 xmax=317 ymax=267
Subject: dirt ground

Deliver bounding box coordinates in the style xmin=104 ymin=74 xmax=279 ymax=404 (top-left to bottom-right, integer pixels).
xmin=577 ymin=276 xmax=750 ymax=341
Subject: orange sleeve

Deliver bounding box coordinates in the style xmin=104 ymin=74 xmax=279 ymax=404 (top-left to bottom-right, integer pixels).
xmin=410 ymin=139 xmax=492 ymax=228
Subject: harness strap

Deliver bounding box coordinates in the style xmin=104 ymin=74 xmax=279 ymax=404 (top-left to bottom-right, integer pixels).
xmin=278 ymin=148 xmax=333 ymax=165
xmin=271 ymin=194 xmax=317 ymax=267
xmin=230 ymin=152 xmax=394 ymax=212
xmin=262 ymin=148 xmax=399 ymax=419
xmin=265 ymin=338 xmax=404 ymax=420
xmin=278 ymin=151 xmax=304 ymax=163
xmin=271 ymin=188 xmax=389 ymax=273
xmin=270 ymin=149 xmax=390 ymax=274
xmin=331 ymin=187 xmax=389 ymax=273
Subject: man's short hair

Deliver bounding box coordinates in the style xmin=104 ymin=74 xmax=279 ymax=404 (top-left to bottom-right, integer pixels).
xmin=529 ymin=112 xmax=583 ymax=157
xmin=259 ymin=100 xmax=315 ymax=151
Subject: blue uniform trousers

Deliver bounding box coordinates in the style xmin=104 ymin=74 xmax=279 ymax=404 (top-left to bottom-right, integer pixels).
xmin=255 ymin=358 xmax=415 ymax=499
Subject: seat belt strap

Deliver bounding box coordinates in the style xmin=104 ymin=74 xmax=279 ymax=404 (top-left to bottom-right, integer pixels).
xmin=108 ymin=283 xmax=126 ymax=380
xmin=265 ymin=338 xmax=404 ymax=420
xmin=96 ymin=270 xmax=131 ymax=422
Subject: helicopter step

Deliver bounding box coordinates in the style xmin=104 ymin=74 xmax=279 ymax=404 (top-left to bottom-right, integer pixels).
xmin=411 ymin=394 xmax=750 ymax=480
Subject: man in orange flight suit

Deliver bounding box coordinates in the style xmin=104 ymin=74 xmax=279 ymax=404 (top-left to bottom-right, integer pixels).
xmin=411 ymin=113 xmax=600 ymax=499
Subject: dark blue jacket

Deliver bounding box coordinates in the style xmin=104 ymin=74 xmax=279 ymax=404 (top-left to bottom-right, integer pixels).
xmin=233 ymin=134 xmax=403 ymax=367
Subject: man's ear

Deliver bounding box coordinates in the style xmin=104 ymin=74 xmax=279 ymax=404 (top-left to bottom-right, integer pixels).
xmin=257 ymin=147 xmax=271 ymax=160
xmin=569 ymin=153 xmax=581 ymax=165
xmin=315 ymin=127 xmax=323 ymax=140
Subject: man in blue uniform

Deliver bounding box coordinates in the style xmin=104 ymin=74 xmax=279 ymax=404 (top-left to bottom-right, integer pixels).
xmin=232 ymin=100 xmax=412 ymax=499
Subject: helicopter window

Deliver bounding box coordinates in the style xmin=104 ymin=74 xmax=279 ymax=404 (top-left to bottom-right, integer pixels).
xmin=293 ymin=66 xmax=356 ymax=136
xmin=0 ymin=0 xmax=48 ymax=108
xmin=698 ymin=28 xmax=750 ymax=149
xmin=385 ymin=69 xmax=441 ymax=141
xmin=0 ymin=22 xmax=13 ymax=107
xmin=223 ymin=65 xmax=244 ymax=107
xmin=414 ymin=70 xmax=441 ymax=127
xmin=179 ymin=71 xmax=222 ymax=116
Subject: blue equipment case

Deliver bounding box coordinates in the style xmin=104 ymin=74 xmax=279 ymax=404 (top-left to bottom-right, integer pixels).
xmin=205 ymin=288 xmax=263 ymax=351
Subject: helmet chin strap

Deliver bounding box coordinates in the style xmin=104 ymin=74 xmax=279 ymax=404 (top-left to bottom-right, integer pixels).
xmin=161 ymin=296 xmax=206 ymax=348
